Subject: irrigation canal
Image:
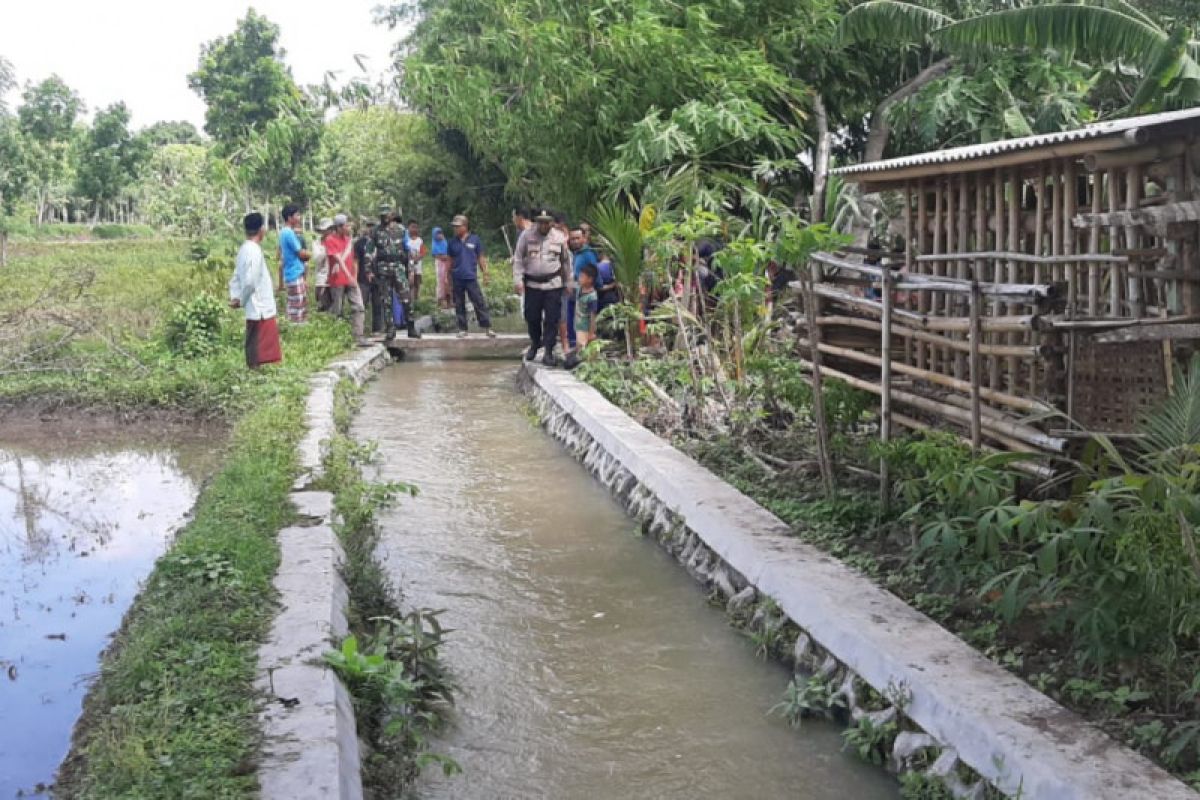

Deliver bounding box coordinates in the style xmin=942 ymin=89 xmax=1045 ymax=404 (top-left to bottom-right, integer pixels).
xmin=357 ymin=354 xmax=897 ymax=798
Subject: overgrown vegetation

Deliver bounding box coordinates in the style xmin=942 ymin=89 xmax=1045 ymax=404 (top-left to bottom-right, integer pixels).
xmin=0 ymin=238 xmax=352 ymax=797
xmin=317 ymin=383 xmax=459 ymax=794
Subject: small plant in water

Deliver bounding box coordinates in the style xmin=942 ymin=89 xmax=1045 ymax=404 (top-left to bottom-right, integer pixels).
xmin=771 ymin=674 xmax=844 ymax=727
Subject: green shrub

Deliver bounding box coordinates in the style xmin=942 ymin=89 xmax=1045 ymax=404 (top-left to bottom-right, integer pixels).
xmin=164 ymin=292 xmax=228 ymax=358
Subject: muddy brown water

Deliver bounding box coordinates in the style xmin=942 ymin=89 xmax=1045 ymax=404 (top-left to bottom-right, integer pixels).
xmin=0 ymin=423 xmax=222 ymax=798
xmin=357 ymin=357 xmax=896 ymax=799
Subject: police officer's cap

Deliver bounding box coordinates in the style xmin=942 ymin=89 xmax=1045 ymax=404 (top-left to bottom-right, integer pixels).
xmin=378 ymin=204 xmax=391 ymax=216
xmin=533 ymin=208 xmax=554 ymax=222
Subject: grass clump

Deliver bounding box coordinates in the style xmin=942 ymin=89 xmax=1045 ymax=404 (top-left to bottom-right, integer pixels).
xmin=0 ymin=239 xmax=354 ymax=796
xmin=56 ymin=392 xmax=304 ymax=798
xmin=317 ymin=382 xmax=459 ymax=795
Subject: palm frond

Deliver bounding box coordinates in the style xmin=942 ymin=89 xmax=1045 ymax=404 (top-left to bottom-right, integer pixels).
xmin=587 ymin=202 xmax=644 ymax=290
xmin=1138 ymin=355 xmax=1200 ymax=465
xmin=934 ymin=5 xmax=1168 ymax=65
xmin=840 ymin=1 xmax=953 ymax=46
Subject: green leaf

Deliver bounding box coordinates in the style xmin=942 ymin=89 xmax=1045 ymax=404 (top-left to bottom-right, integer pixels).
xmin=840 ymin=1 xmax=953 ymax=46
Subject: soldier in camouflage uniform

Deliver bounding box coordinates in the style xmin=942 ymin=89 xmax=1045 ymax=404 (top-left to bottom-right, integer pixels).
xmin=371 ymin=206 xmax=421 ymax=340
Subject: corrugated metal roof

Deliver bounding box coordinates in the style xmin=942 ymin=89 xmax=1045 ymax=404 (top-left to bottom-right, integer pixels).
xmin=834 ymin=106 xmax=1200 ymax=178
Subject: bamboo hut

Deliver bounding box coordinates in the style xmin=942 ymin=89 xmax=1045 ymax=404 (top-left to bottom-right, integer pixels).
xmin=801 ymin=108 xmax=1200 ymax=462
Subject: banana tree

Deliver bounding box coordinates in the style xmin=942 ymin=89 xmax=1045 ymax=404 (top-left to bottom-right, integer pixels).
xmin=843 ymin=0 xmax=1200 ymax=137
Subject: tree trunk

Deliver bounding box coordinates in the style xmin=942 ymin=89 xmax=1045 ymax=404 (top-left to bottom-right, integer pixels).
xmin=1 ymin=231 xmax=7 ymax=267
xmin=864 ymin=58 xmax=955 ymax=163
xmin=811 ymin=93 xmax=832 ymax=224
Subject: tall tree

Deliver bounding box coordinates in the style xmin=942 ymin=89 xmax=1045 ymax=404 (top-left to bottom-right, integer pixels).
xmin=187 ymin=9 xmax=299 ymax=153
xmin=0 ymin=56 xmax=16 ymax=116
xmin=392 ymin=0 xmax=811 ymax=214
xmin=18 ymin=75 xmax=83 ymax=223
xmin=75 ymin=102 xmax=148 ymax=221
xmin=137 ymin=120 xmax=202 ymax=148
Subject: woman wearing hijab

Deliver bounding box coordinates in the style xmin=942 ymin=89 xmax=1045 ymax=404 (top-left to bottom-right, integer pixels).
xmin=432 ymin=226 xmax=452 ymax=309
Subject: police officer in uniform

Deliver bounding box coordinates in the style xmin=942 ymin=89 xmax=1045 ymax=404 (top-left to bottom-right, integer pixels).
xmin=371 ymin=205 xmax=421 ymax=340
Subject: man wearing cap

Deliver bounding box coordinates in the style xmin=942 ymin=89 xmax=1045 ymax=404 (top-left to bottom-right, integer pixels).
xmin=229 ymin=212 xmax=282 ymax=368
xmin=371 ymin=206 xmax=420 ymax=340
xmin=513 ymin=208 xmax=571 ymax=365
xmin=447 ymin=214 xmax=495 ymax=339
xmin=326 ymin=215 xmax=370 ymax=347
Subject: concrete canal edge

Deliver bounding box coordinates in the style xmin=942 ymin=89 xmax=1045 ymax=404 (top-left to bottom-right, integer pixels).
xmin=518 ymin=362 xmax=1198 ymax=800
xmin=256 ymin=345 xmax=391 ymax=800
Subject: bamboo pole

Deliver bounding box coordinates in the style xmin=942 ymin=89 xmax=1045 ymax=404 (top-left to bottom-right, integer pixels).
xmin=1088 ymin=170 xmax=1102 ymax=315
xmin=1108 ymin=169 xmax=1123 ymax=315
xmin=880 ymin=267 xmax=893 ymax=512
xmin=807 ymin=284 xmax=1050 ymax=327
xmin=817 ymin=312 xmax=1040 ymax=334
xmin=1126 ymin=164 xmax=1144 ymax=317
xmin=992 ymin=170 xmax=1004 ymax=390
xmin=955 ymin=174 xmax=970 ymax=378
xmin=795 ymin=358 xmax=1069 ymax=453
xmin=974 ymin=174 xmax=988 ymax=390
xmin=970 ymin=282 xmax=983 ymax=451
xmin=917 ymin=180 xmax=929 ymax=370
xmin=1007 ymin=170 xmax=1021 ymax=391
xmin=1032 ymin=165 xmax=1046 ymax=397
xmin=802 ymin=265 xmax=836 ymax=497
xmin=914 ymin=251 xmax=1128 ymax=265
xmin=903 ymin=182 xmax=915 ymax=368
xmin=934 ymin=181 xmax=945 ymax=373
xmin=799 ymin=334 xmax=1053 ymax=414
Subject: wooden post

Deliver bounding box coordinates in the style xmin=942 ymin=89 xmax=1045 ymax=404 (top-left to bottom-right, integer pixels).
xmin=1108 ymin=169 xmax=1123 ymax=315
xmin=933 ymin=182 xmax=945 ymax=373
xmin=1088 ymin=169 xmax=1102 ymax=315
xmin=880 ymin=267 xmax=893 ymax=512
xmin=917 ymin=182 xmax=929 ymax=370
xmin=1007 ymin=170 xmax=1021 ymax=391
xmin=975 ymin=174 xmax=990 ymax=390
xmin=991 ymin=170 xmax=1004 ymax=390
xmin=903 ymin=182 xmax=915 ymax=367
xmin=1126 ymin=164 xmax=1144 ymax=317
xmin=969 ymin=281 xmax=983 ymax=452
xmin=803 ymin=263 xmax=836 ymax=498
xmin=1032 ymin=165 xmax=1046 ymax=397
xmin=955 ymin=176 xmax=969 ymax=378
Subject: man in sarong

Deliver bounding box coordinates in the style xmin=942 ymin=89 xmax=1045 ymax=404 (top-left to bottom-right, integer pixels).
xmin=229 ymin=212 xmax=282 ymax=368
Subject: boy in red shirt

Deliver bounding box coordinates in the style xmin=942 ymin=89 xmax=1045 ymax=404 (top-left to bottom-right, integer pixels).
xmin=326 ymin=214 xmax=369 ymax=346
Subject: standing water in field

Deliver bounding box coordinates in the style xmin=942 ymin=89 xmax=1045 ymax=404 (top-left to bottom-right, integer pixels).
xmin=0 ymin=424 xmax=221 ymax=798
xmin=356 ymin=358 xmax=896 ymax=799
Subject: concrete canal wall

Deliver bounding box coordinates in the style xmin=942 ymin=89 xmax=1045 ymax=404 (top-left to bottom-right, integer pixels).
xmin=256 ymin=345 xmax=390 ymax=800
xmin=518 ymin=362 xmax=1197 ymax=800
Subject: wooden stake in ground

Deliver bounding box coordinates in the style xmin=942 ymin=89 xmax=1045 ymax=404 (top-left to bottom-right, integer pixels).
xmin=802 ymin=265 xmax=836 ymax=497
xmin=969 ymin=281 xmax=983 ymax=452
xmin=879 ymin=267 xmax=893 ymax=512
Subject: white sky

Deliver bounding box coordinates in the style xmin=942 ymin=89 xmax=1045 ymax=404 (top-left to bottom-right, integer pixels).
xmin=1 ymin=0 xmax=407 ymax=130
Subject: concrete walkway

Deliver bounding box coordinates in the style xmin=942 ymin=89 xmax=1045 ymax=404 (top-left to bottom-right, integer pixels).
xmin=383 ymin=332 xmax=528 ymax=354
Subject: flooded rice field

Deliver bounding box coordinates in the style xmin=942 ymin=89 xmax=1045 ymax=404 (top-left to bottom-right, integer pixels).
xmin=0 ymin=421 xmax=222 ymax=797
xmin=356 ymin=357 xmax=896 ymax=799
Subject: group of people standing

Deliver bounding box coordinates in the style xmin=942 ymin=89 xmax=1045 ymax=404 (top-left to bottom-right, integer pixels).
xmin=229 ymin=204 xmax=499 ymax=368
xmin=510 ymin=207 xmax=617 ymax=368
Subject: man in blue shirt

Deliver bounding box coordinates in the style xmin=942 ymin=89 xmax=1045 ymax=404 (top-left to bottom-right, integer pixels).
xmin=446 ymin=214 xmax=495 ymax=338
xmin=278 ymin=203 xmax=311 ymax=324
xmin=567 ymin=227 xmax=599 ymax=349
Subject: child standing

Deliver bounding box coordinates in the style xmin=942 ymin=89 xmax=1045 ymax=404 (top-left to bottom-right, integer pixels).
xmin=565 ymin=263 xmax=599 ymax=369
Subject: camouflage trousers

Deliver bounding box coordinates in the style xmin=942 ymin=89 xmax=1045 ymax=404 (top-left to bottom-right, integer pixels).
xmin=377 ymin=266 xmax=411 ymax=338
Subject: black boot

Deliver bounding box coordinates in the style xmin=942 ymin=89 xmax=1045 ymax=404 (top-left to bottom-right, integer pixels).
xmin=405 ymin=304 xmax=421 ymax=339
xmin=524 ymin=345 xmax=539 ymax=361
xmin=542 ymin=347 xmax=558 ymax=367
